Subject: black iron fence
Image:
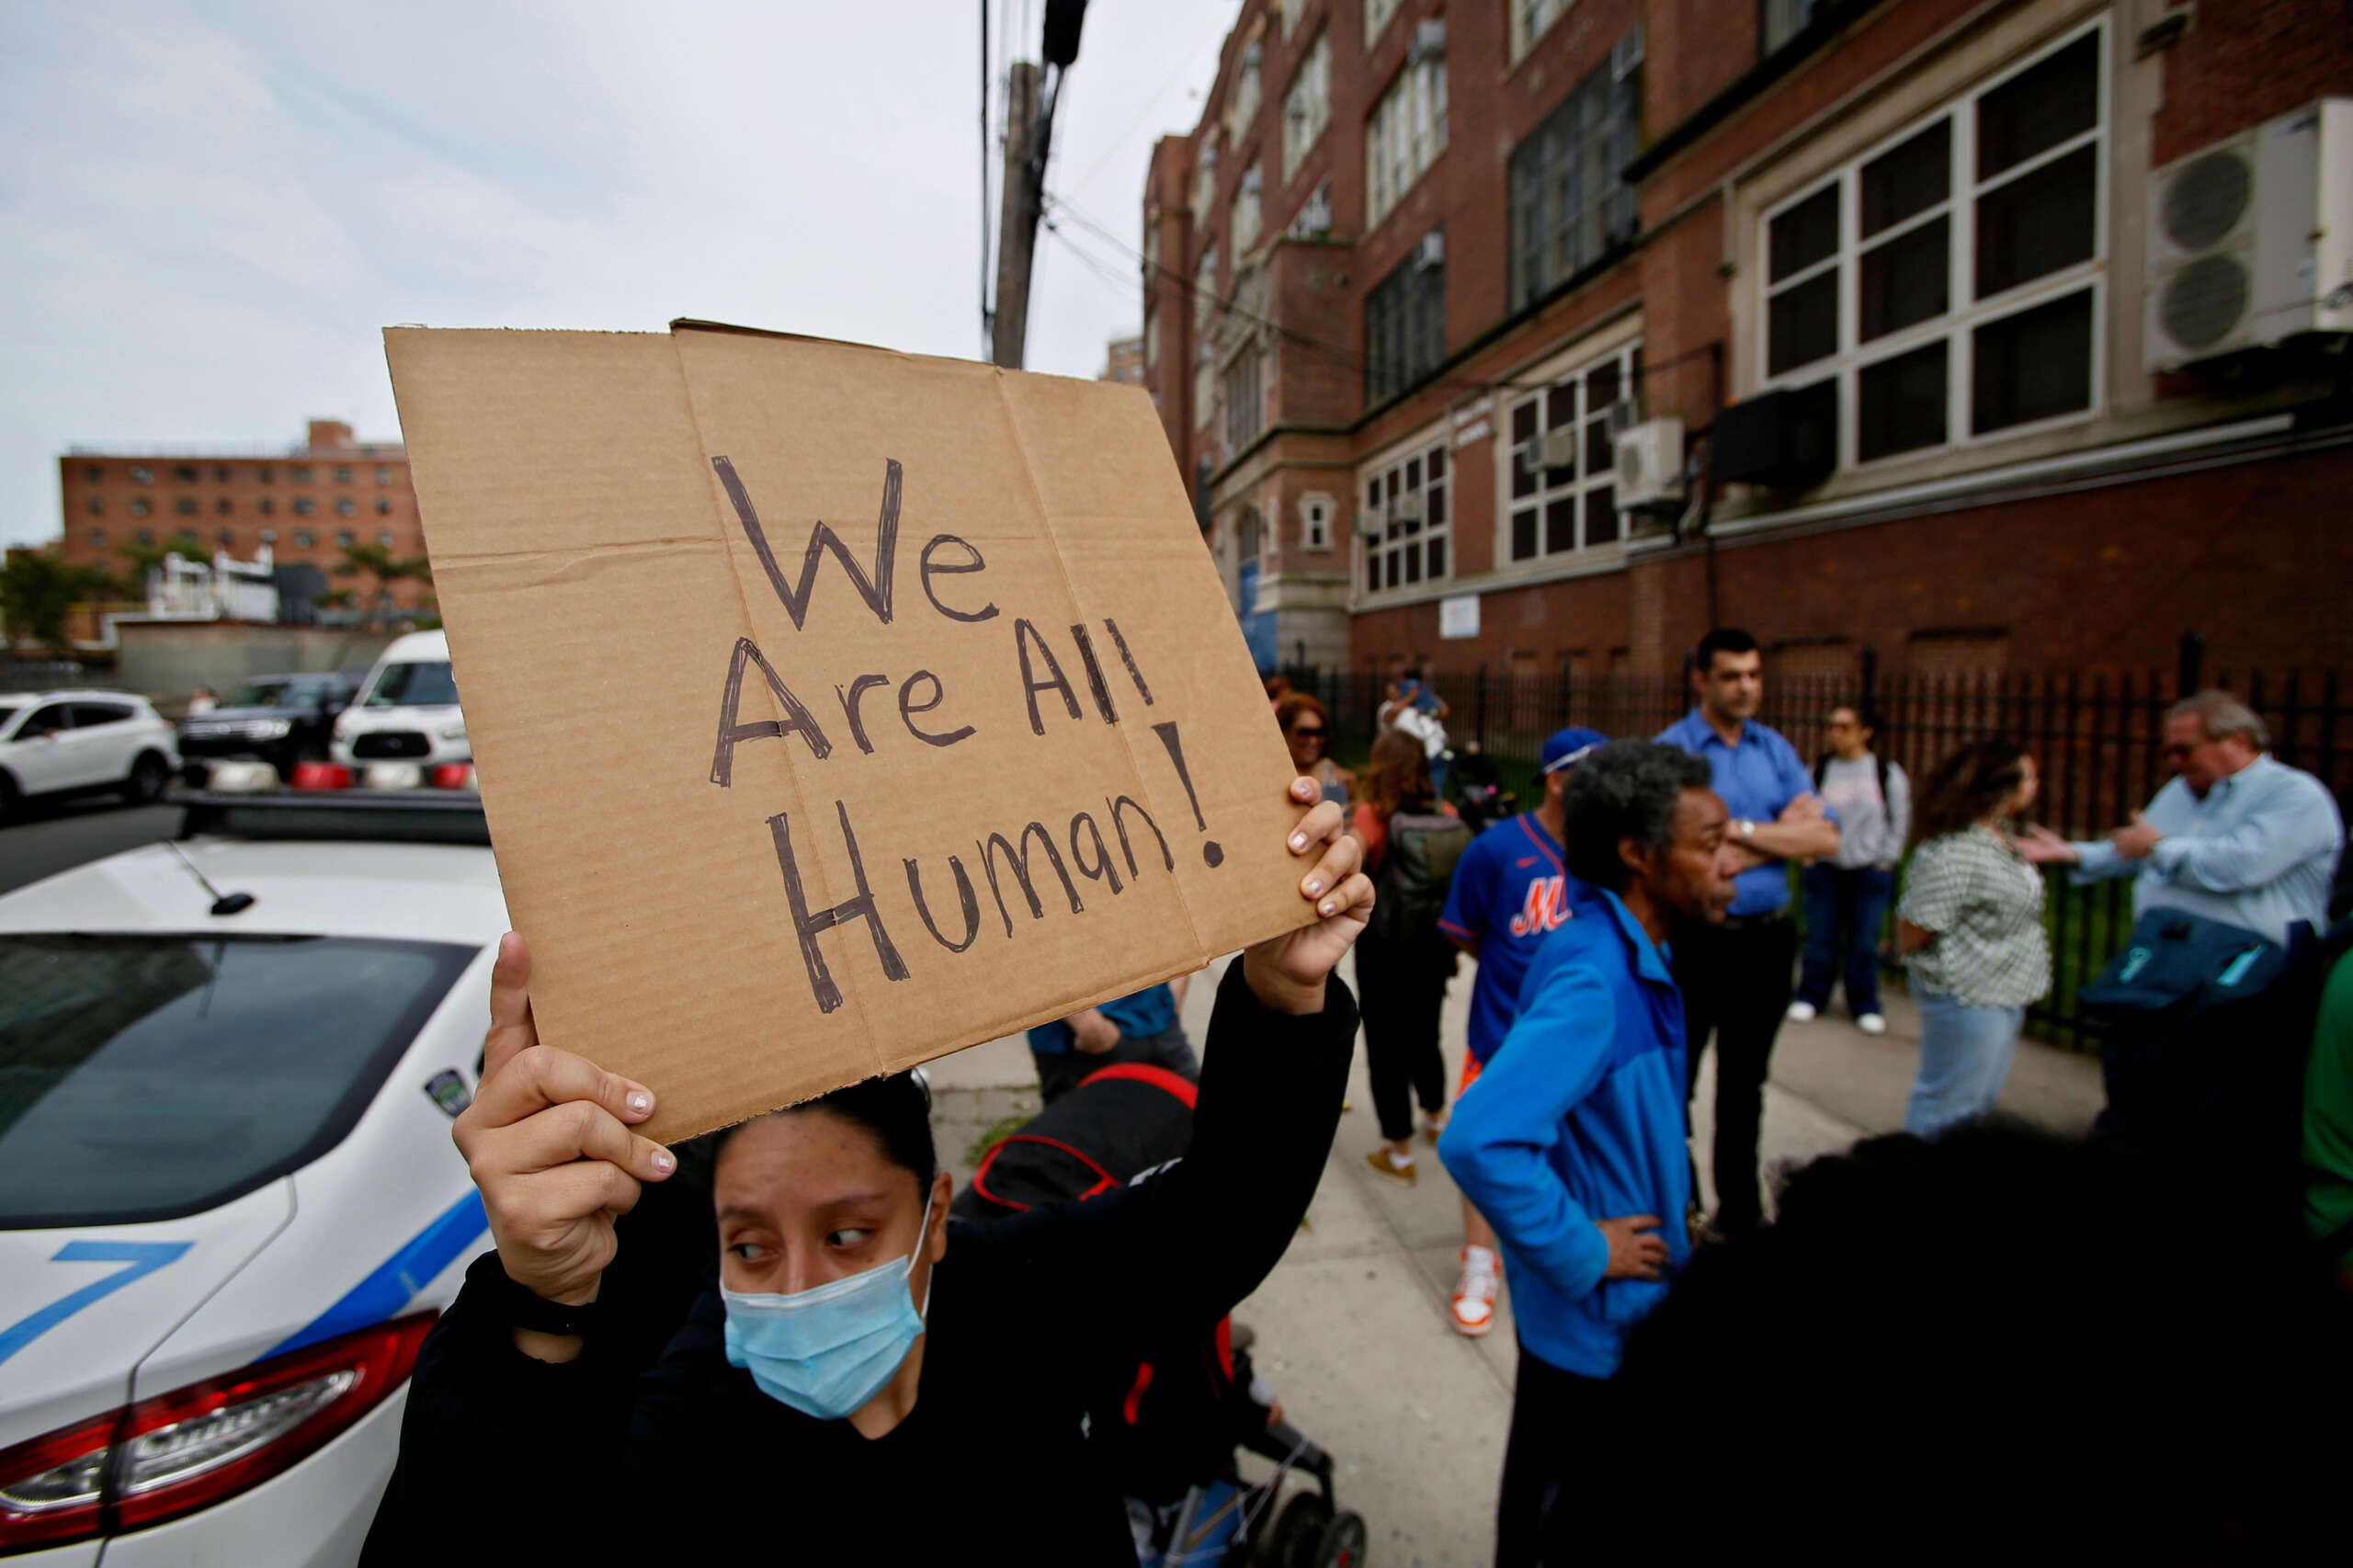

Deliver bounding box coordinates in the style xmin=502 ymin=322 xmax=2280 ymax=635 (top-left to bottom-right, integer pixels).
xmin=1283 ymin=639 xmax=2349 ymax=1049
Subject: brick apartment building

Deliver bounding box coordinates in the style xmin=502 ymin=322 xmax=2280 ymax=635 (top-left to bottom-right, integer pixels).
xmin=1141 ymin=0 xmax=2353 ymax=689
xmin=55 ymin=419 xmax=428 ymax=610
xmin=1100 ymin=333 xmax=1147 ymax=384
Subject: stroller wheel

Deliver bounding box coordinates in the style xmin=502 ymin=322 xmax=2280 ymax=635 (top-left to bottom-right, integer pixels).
xmin=1261 ymin=1491 xmax=1332 ymax=1568
xmin=1315 ymin=1509 xmax=1369 ymax=1567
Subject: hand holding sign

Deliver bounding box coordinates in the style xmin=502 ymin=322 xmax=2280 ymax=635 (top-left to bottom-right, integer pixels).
xmin=1241 ymin=778 xmax=1372 ymax=1016
xmin=453 ymin=933 xmax=675 ymax=1321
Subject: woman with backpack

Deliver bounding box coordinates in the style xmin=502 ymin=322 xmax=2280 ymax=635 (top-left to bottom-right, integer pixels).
xmin=1350 ymin=729 xmax=1472 ymax=1182
xmin=1894 ymin=739 xmax=2052 ymax=1135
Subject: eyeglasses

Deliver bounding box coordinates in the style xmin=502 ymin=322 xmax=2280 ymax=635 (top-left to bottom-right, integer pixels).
xmin=1290 ymin=726 xmax=1327 ymax=743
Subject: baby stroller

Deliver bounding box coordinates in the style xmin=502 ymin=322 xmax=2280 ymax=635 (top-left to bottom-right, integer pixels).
xmin=953 ymin=1063 xmax=1370 ymax=1567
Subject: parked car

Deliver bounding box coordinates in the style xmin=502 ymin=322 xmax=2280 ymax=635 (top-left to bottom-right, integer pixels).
xmin=0 ymin=787 xmax=505 ymax=1563
xmin=176 ymin=673 xmax=358 ymax=784
xmin=330 ymin=631 xmax=468 ymax=769
xmin=0 ymin=691 xmax=179 ymax=822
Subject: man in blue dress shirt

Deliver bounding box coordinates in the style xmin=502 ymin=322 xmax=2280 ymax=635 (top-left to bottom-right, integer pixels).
xmin=2018 ymin=690 xmax=2344 ymax=944
xmin=1656 ymin=628 xmax=1838 ymax=1233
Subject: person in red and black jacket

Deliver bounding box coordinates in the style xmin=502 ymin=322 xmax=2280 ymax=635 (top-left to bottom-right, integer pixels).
xmin=361 ymin=778 xmax=1366 ymax=1564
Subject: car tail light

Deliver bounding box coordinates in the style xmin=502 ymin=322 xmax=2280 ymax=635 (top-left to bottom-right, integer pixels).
xmin=0 ymin=1313 xmax=434 ymax=1554
xmin=287 ymin=762 xmax=350 ymax=790
xmin=429 ymin=764 xmax=476 ymax=790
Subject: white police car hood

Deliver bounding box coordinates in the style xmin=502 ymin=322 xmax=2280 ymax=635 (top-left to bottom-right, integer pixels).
xmin=0 ymin=1181 xmax=293 ymax=1450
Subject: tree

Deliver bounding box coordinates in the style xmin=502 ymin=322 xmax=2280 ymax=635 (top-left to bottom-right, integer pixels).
xmin=333 ymin=542 xmax=434 ymax=625
xmin=114 ymin=538 xmax=210 ymax=597
xmin=1 ymin=552 xmax=118 ymax=655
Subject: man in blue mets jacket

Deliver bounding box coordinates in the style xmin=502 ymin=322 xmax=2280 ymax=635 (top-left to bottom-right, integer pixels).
xmin=1439 ymin=742 xmax=1737 ymax=1568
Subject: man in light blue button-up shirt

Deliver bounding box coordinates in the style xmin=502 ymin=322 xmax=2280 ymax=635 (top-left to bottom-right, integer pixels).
xmin=2019 ymin=691 xmax=2344 ymax=945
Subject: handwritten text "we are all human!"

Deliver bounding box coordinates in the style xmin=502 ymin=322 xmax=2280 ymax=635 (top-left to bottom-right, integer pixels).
xmin=704 ymin=456 xmax=1228 ymax=1017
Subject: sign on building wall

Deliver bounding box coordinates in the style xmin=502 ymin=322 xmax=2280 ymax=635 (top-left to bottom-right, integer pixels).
xmin=1439 ymin=593 xmax=1481 ymax=640
xmin=387 ymin=323 xmax=1313 ymax=1142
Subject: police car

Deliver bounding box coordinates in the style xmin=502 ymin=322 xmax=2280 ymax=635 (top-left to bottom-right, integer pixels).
xmin=0 ymin=784 xmax=504 ymax=1562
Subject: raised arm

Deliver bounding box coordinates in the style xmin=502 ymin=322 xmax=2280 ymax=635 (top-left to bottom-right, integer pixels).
xmin=2141 ymin=780 xmax=2343 ymax=894
xmin=962 ymin=779 xmax=1370 ymax=1369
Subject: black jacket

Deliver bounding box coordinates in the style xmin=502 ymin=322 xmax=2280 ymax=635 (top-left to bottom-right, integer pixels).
xmin=362 ymin=962 xmax=1355 ymax=1563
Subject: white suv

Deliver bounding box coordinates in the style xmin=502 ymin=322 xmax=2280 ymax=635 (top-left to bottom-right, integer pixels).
xmin=330 ymin=631 xmax=468 ymax=770
xmin=0 ymin=690 xmax=180 ymax=822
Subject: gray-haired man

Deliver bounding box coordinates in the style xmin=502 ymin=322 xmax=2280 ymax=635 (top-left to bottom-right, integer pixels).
xmin=2018 ymin=691 xmax=2344 ymax=944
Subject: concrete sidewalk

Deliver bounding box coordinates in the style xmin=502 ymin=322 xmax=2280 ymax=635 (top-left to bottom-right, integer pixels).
xmin=921 ymin=952 xmax=2101 ymax=1566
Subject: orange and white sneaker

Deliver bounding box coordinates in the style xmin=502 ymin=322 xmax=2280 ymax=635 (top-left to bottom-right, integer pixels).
xmin=1451 ymin=1245 xmax=1500 ymax=1337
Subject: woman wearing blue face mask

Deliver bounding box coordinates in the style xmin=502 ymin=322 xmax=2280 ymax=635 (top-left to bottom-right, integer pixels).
xmin=364 ymin=778 xmax=1370 ymax=1562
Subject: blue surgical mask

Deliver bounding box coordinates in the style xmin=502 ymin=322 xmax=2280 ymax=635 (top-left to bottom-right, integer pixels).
xmin=722 ymin=1187 xmax=937 ymax=1421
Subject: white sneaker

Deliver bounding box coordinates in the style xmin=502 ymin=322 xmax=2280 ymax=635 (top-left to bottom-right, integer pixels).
xmin=1857 ymin=1013 xmax=1888 ymax=1035
xmin=1785 ymin=1001 xmax=1818 ymax=1023
xmin=1451 ymin=1246 xmax=1500 ymax=1337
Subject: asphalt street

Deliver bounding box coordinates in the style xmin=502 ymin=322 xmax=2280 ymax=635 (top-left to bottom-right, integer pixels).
xmin=0 ymin=797 xmax=181 ymax=896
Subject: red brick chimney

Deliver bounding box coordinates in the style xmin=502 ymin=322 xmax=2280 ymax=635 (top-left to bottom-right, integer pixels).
xmin=307 ymin=419 xmax=354 ymax=450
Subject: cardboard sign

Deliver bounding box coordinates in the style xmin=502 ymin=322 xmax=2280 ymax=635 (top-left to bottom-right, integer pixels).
xmin=384 ymin=324 xmax=1313 ymax=1142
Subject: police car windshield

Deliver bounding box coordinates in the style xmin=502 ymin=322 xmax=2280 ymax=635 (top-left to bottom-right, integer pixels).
xmin=0 ymin=933 xmax=474 ymax=1227
xmin=363 ymin=660 xmax=458 ymax=709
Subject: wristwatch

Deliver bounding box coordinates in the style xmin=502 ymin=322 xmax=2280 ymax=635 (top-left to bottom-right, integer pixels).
xmin=467 ymin=1249 xmax=597 ymax=1337
xmin=1738 ymin=818 xmax=1756 ymax=846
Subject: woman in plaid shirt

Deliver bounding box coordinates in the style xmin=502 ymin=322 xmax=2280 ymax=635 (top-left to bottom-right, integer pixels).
xmin=1895 ymin=740 xmax=2053 ymax=1135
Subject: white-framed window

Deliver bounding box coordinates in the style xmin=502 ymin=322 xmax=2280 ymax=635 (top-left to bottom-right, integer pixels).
xmin=1365 ymin=0 xmax=1404 ymax=48
xmin=1366 ymin=53 xmax=1447 ymax=231
xmin=1224 ymin=344 xmax=1265 ymax=451
xmin=1503 ymin=338 xmax=1643 ymax=563
xmin=1758 ymin=18 xmax=2108 ymax=468
xmin=1227 ymin=47 xmax=1262 ymax=147
xmin=1507 ymin=44 xmax=1642 ymax=310
xmin=1301 ymin=494 xmax=1336 ymax=551
xmin=1358 ymin=440 xmax=1449 ymax=594
xmin=1365 ymin=230 xmax=1445 ymax=403
xmin=1277 ymin=0 xmax=1307 ymax=39
xmin=1191 ymin=142 xmax=1219 ymax=227
xmin=1282 ymin=29 xmax=1332 ymax=180
xmin=1233 ymin=162 xmax=1265 ymax=254
xmin=1512 ymin=0 xmax=1570 ymax=63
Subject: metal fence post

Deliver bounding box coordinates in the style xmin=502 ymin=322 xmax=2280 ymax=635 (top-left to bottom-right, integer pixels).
xmin=2177 ymin=631 xmax=2205 ymax=698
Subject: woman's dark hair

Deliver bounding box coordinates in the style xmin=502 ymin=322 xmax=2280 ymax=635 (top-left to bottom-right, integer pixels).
xmin=1563 ymin=741 xmax=1716 ymax=893
xmin=716 ymin=1071 xmax=937 ymax=1196
xmin=1912 ymin=738 xmax=2029 ymax=843
xmin=1364 ymin=728 xmax=1434 ymax=818
xmin=1274 ymin=689 xmax=1330 ymax=736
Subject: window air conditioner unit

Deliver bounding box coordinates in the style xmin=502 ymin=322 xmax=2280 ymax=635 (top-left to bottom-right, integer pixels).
xmin=1415 ymin=231 xmax=1446 ymax=270
xmin=1713 ymin=381 xmax=1838 ymax=487
xmin=1241 ymin=41 xmax=1264 ymax=69
xmin=2146 ymin=98 xmax=2353 ymax=370
xmin=1357 ymin=510 xmax=1386 ymax=540
xmin=1409 ymin=19 xmax=1446 ymax=65
xmin=1614 ymin=418 xmax=1686 ymax=508
xmin=1240 ymin=168 xmax=1264 ymax=199
xmin=1612 ymin=25 xmax=1645 ymax=81
xmin=1537 ymin=428 xmax=1578 ymax=471
xmin=1390 ymin=491 xmax=1425 ymax=523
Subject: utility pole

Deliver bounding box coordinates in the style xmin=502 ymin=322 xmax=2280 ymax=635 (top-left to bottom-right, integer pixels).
xmin=990 ymin=61 xmax=1041 ymax=369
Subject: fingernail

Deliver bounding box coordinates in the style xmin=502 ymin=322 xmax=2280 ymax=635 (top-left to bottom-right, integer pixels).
xmin=1290 ymin=833 xmax=1307 ymax=850
xmin=626 ymin=1090 xmax=654 ymax=1116
xmin=1320 ymin=900 xmax=1337 ymax=915
xmin=1304 ymin=879 xmax=1323 ymax=896
xmin=651 ymin=1149 xmax=676 ymax=1175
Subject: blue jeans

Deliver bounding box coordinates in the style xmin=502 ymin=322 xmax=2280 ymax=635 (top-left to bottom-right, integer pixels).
xmin=1796 ymin=865 xmax=1893 ymax=1017
xmin=1904 ymin=987 xmax=2024 ymax=1136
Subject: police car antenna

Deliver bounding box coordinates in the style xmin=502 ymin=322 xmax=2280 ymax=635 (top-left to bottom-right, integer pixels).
xmin=162 ymin=839 xmax=256 ymax=916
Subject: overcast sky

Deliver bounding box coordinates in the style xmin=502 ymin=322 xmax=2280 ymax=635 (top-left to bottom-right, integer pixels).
xmin=0 ymin=0 xmax=1238 ymax=550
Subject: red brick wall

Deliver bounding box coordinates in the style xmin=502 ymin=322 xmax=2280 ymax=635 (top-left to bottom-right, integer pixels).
xmin=2151 ymin=0 xmax=2353 ymax=165
xmin=1641 ymin=444 xmax=2353 ymax=677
